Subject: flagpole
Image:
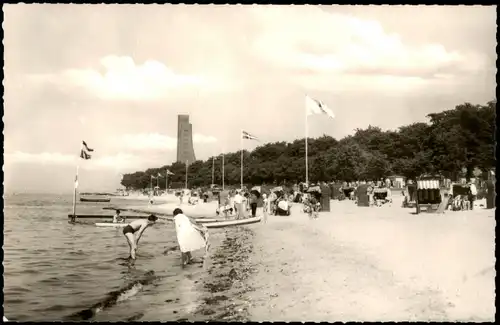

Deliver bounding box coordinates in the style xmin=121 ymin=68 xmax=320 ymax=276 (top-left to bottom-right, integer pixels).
xmin=305 ymin=95 xmax=309 ymax=186
xmin=212 ymin=154 xmax=215 ymax=186
xmin=222 ymin=149 xmax=225 ymax=190
xmin=71 ymin=142 xmax=84 ymax=223
xmin=240 ymin=129 xmax=243 ymax=190
xmin=71 ymin=164 xmax=79 ymax=223
xmin=185 ymin=160 xmax=188 ymax=189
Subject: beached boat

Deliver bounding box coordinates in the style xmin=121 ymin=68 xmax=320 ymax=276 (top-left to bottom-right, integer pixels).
xmin=79 ymin=193 xmax=112 ymax=203
xmin=101 ymin=206 xmax=259 ymax=228
xmin=67 ymin=214 xmax=148 ymax=221
xmin=80 ymin=197 xmax=111 ymax=203
xmin=95 ymin=222 xmax=128 ymax=227
xmin=203 ymin=216 xmax=261 ymax=228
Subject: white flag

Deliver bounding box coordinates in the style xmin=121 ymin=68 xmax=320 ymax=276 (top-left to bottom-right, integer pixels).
xmin=242 ymin=130 xmax=259 ymax=141
xmin=305 ymin=95 xmax=335 ymax=119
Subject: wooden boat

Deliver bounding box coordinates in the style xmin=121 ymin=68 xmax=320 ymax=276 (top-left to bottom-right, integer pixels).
xmin=80 ymin=197 xmax=111 ymax=203
xmin=67 ymin=214 xmax=148 ymax=220
xmin=203 ymin=216 xmax=261 ymax=228
xmin=95 ymin=222 xmax=129 ymax=228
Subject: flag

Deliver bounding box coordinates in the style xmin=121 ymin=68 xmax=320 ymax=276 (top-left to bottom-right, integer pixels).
xmin=151 ymin=175 xmax=156 ymax=179
xmin=157 ymin=172 xmax=163 ymax=177
xmin=80 ymin=140 xmax=93 ymax=160
xmin=166 ymin=169 xmax=174 ymax=176
xmin=242 ymin=130 xmax=259 ymax=141
xmin=305 ymin=95 xmax=335 ymax=119
xmin=80 ymin=150 xmax=92 ymax=160
xmin=82 ymin=141 xmax=94 ymax=152
xmin=74 ymin=174 xmax=79 ymax=189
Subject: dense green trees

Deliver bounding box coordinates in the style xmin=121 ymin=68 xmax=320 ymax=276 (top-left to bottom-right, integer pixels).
xmin=121 ymin=100 xmax=496 ymax=190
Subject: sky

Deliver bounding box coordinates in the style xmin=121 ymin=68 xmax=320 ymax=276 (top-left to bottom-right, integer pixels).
xmin=3 ymin=5 xmax=497 ymax=193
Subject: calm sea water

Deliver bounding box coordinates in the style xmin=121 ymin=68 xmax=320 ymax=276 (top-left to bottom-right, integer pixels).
xmin=3 ymin=193 xmax=256 ymax=321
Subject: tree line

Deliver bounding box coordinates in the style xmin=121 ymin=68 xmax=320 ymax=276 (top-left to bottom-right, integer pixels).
xmin=121 ymin=100 xmax=496 ymax=190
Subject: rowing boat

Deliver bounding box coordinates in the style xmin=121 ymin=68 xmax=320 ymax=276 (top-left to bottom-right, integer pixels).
xmin=95 ymin=222 xmax=128 ymax=228
xmin=94 ymin=217 xmax=222 ymax=227
xmin=97 ymin=207 xmax=260 ymax=228
xmin=203 ymin=216 xmax=261 ymax=228
xmin=80 ymin=197 xmax=111 ymax=203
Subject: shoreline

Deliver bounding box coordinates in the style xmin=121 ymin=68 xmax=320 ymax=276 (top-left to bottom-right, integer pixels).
xmin=244 ymin=198 xmax=495 ymax=321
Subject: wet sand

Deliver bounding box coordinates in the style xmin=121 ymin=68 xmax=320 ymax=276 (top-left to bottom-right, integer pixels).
xmin=246 ymin=198 xmax=495 ymax=322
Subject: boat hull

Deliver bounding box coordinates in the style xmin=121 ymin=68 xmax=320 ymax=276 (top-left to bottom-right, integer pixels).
xmin=204 ymin=216 xmax=261 ymax=228
xmin=80 ymin=198 xmax=111 ymax=203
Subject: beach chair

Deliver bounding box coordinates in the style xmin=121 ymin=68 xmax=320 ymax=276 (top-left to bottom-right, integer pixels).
xmin=415 ymin=175 xmax=444 ymax=214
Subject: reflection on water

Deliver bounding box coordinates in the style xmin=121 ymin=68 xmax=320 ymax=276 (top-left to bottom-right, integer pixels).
xmin=179 ymin=274 xmax=201 ymax=315
xmin=3 ymin=193 xmax=258 ymax=322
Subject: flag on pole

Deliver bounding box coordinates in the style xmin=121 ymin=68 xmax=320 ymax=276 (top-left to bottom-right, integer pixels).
xmin=305 ymin=95 xmax=335 ymax=119
xmin=74 ymin=174 xmax=79 ymax=189
xmin=80 ymin=140 xmax=93 ymax=160
xmin=166 ymin=169 xmax=174 ymax=175
xmin=242 ymin=130 xmax=259 ymax=141
xmin=157 ymin=173 xmax=163 ymax=178
xmin=151 ymin=175 xmax=156 ymax=179
xmin=82 ymin=141 xmax=94 ymax=152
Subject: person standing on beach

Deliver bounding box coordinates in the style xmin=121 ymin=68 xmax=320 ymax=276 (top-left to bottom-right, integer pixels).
xmin=233 ymin=190 xmax=244 ymax=219
xmin=173 ymin=208 xmax=209 ymax=266
xmin=249 ymin=191 xmax=259 ymax=217
xmin=122 ymin=215 xmax=158 ymax=260
xmin=468 ymin=181 xmax=477 ymax=210
xmin=262 ymin=193 xmax=270 ymax=223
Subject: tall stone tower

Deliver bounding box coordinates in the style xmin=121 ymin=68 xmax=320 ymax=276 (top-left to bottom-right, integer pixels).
xmin=176 ymin=114 xmax=196 ymax=164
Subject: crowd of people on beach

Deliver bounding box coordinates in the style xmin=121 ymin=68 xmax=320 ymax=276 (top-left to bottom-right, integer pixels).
xmin=116 ymin=172 xmax=495 ymax=264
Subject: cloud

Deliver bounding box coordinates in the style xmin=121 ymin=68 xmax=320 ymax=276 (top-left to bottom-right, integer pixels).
xmin=27 ymin=55 xmax=227 ymax=101
xmin=193 ymin=133 xmax=218 ymax=144
xmin=249 ymin=6 xmax=482 ymax=88
xmin=5 ymin=132 xmax=219 ymax=169
xmin=113 ymin=133 xmax=178 ymax=151
xmin=3 ymin=151 xmax=154 ymax=171
xmin=5 ymin=151 xmax=76 ymax=165
xmin=110 ymin=132 xmax=218 ymax=152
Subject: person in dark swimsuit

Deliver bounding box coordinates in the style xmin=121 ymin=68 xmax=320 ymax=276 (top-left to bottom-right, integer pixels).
xmin=123 ymin=214 xmax=158 ymax=260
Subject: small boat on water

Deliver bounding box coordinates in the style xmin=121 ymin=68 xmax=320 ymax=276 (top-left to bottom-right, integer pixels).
xmin=79 ymin=192 xmax=112 ymax=203
xmin=80 ymin=197 xmax=111 ymax=203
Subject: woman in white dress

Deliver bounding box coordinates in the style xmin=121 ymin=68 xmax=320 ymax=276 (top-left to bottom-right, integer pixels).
xmin=173 ymin=208 xmax=209 ymax=266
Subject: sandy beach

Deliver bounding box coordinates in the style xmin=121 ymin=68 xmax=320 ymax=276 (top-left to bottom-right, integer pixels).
xmin=246 ymin=197 xmax=495 ymax=322
xmin=95 ymin=194 xmax=495 ymax=322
